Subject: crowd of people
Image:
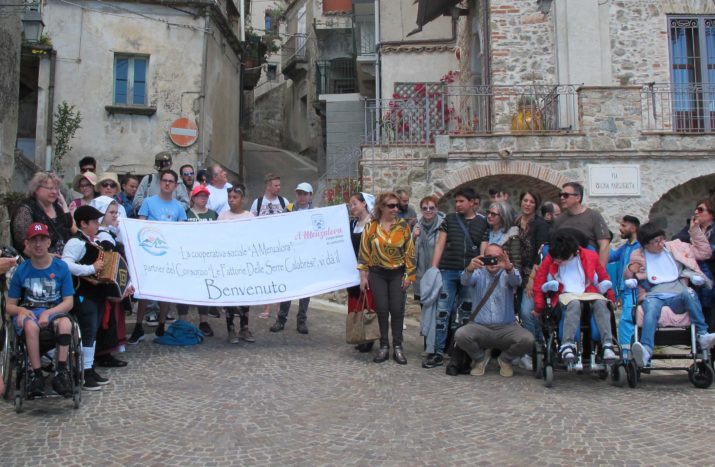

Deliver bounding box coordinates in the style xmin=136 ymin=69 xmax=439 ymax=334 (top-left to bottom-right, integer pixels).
xmin=3 ymin=152 xmax=715 ymax=399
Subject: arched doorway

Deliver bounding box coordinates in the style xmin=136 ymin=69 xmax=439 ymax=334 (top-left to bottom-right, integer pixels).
xmin=648 ymin=174 xmax=715 ymax=237
xmin=438 ymin=174 xmax=561 ymax=213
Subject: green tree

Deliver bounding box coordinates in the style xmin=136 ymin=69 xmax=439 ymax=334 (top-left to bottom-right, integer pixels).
xmin=52 ymin=101 xmax=82 ymax=176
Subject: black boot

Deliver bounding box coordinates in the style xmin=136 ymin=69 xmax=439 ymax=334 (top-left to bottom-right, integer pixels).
xmin=373 ymin=345 xmax=389 ymax=363
xmin=393 ymin=345 xmax=407 ymax=365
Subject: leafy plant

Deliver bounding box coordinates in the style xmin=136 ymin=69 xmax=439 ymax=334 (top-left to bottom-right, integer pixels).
xmin=52 ymin=101 xmax=82 ymax=177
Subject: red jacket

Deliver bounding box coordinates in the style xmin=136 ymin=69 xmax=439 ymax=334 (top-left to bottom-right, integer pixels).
xmin=533 ymin=247 xmax=615 ymax=313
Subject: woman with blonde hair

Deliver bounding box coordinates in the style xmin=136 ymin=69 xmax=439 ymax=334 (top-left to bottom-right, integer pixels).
xmin=358 ymin=192 xmax=416 ymax=364
xmin=12 ymin=171 xmax=75 ymax=255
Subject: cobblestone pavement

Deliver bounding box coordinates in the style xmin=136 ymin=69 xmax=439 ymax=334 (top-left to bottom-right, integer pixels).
xmin=2 ymin=300 xmax=715 ymax=466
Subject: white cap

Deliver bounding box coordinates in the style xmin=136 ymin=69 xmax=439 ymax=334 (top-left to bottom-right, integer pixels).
xmin=296 ymin=182 xmax=313 ymax=193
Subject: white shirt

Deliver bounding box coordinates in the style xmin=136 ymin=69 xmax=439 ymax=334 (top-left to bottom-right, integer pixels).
xmin=206 ymin=182 xmax=233 ymax=215
xmin=559 ymin=256 xmax=586 ymax=294
xmin=644 ymin=249 xmax=679 ymax=284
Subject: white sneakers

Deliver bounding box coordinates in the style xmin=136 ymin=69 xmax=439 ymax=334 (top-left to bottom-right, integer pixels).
xmin=631 ymin=342 xmax=651 ymax=368
xmin=697 ymin=332 xmax=715 ymax=350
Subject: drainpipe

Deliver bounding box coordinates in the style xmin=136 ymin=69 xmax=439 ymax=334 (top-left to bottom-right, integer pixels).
xmin=199 ymin=10 xmax=210 ymax=166
xmin=45 ymin=50 xmax=56 ymax=171
xmin=239 ymin=0 xmax=245 ymax=42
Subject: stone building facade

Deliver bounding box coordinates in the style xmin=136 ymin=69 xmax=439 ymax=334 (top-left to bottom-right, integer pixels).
xmin=27 ymin=0 xmax=244 ymax=178
xmin=361 ymin=0 xmax=715 ymax=237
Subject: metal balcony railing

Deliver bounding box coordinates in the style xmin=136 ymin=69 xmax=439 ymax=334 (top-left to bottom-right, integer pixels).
xmin=316 ymin=59 xmax=357 ymax=95
xmin=353 ymin=15 xmax=376 ymax=55
xmin=641 ymin=83 xmax=715 ymax=133
xmin=281 ymin=33 xmax=308 ymax=68
xmin=363 ymin=84 xmax=580 ymax=145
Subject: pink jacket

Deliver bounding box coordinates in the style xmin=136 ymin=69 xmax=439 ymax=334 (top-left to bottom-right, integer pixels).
xmin=625 ymin=225 xmax=712 ymax=302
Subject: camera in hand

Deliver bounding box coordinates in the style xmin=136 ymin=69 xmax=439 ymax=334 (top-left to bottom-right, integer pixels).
xmin=482 ymin=255 xmax=498 ymax=266
xmin=1 ymin=246 xmax=23 ymax=264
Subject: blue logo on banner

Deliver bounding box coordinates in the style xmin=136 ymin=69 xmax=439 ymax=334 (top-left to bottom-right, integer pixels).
xmin=138 ymin=227 xmax=168 ymax=256
xmin=311 ymin=214 xmax=325 ymax=231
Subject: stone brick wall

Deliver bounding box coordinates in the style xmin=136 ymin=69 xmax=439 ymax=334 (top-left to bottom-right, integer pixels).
xmin=489 ymin=1 xmax=556 ymax=84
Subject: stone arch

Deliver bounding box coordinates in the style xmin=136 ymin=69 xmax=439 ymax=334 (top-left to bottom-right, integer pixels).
xmin=437 ymin=161 xmax=566 ymax=211
xmin=441 ymin=161 xmax=569 ymax=193
xmin=648 ymin=173 xmax=715 ymax=237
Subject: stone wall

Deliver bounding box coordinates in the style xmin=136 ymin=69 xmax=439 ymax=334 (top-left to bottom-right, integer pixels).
xmin=489 ymin=1 xmax=556 ymax=84
xmin=248 ymin=82 xmax=287 ymax=147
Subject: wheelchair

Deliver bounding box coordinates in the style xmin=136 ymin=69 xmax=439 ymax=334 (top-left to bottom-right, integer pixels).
xmin=1 ymin=303 xmax=84 ymax=413
xmin=624 ymin=289 xmax=713 ymax=389
xmin=533 ymin=295 xmax=625 ymax=388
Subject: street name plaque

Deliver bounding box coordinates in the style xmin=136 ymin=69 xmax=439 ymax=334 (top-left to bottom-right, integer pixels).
xmin=587 ymin=164 xmax=641 ymax=197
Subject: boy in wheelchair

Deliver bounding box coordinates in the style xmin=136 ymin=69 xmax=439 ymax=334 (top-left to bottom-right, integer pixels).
xmin=534 ymin=231 xmax=618 ymax=364
xmin=6 ymin=223 xmax=75 ymax=397
xmin=625 ymin=222 xmax=715 ymax=368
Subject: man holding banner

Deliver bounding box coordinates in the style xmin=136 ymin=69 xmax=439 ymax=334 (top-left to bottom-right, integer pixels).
xmin=129 ymin=169 xmax=187 ymax=345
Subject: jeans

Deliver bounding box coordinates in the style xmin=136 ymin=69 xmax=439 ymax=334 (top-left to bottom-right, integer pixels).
xmin=368 ymin=267 xmax=405 ymax=347
xmin=641 ymin=289 xmax=708 ymax=351
xmin=75 ymin=295 xmax=103 ymax=347
xmin=519 ymin=288 xmax=543 ymax=344
xmin=176 ymin=304 xmax=209 ymax=317
xmin=434 ymin=269 xmax=473 ymax=355
xmin=277 ymin=298 xmax=309 ymax=323
xmin=562 ymin=299 xmax=613 ymax=346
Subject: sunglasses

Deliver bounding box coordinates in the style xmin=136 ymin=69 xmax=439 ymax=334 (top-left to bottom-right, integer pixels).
xmin=227 ymin=187 xmax=244 ymax=195
xmin=384 ymin=203 xmax=399 ymax=209
xmin=559 ymin=192 xmax=578 ymax=198
xmin=182 ymin=171 xmax=195 ymax=177
xmin=421 ymin=206 xmax=436 ymax=212
xmin=486 ymin=211 xmax=500 ymax=217
xmin=696 ymin=206 xmax=710 ymax=214
xmin=101 ymin=182 xmax=117 ymax=188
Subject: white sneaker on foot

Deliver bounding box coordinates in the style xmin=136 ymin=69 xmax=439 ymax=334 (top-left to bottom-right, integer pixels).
xmin=517 ymin=354 xmax=533 ymax=370
xmin=698 ymin=332 xmax=715 ymax=349
xmin=602 ymin=345 xmax=617 ymax=363
xmin=631 ymin=342 xmax=650 ymax=368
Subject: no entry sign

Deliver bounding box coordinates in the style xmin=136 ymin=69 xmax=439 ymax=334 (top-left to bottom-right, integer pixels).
xmin=169 ymin=118 xmax=198 ymax=147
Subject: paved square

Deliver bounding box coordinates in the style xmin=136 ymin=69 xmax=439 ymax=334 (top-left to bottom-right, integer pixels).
xmin=1 ymin=301 xmax=714 ymax=466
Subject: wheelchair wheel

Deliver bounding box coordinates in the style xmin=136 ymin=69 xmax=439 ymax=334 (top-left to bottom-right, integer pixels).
xmin=688 ymin=362 xmax=714 ymax=389
xmin=626 ymin=361 xmax=639 ymax=388
xmin=14 ymin=393 xmax=23 ymax=413
xmin=544 ymin=365 xmax=554 ymax=388
xmin=612 ymin=364 xmax=626 ymax=388
xmin=532 ymin=346 xmax=544 ymax=379
xmin=597 ymin=369 xmax=608 ymax=380
xmin=72 ymin=387 xmax=81 ymax=409
xmin=1 ymin=325 xmax=14 ymax=400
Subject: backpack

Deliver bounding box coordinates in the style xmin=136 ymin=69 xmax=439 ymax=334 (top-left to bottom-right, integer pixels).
xmin=254 ymin=196 xmax=286 ymax=216
xmin=153 ymin=319 xmax=204 ymax=346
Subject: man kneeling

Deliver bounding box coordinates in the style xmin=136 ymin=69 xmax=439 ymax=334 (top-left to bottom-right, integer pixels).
xmin=454 ymin=244 xmax=534 ymax=377
xmin=6 ymin=223 xmax=75 ymax=397
xmin=625 ymin=222 xmax=715 ymax=368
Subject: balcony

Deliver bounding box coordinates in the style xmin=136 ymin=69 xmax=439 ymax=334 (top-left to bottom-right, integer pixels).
xmin=316 ymin=59 xmax=358 ymax=96
xmin=641 ymin=83 xmax=715 ymax=133
xmin=353 ymin=12 xmax=376 ymax=97
xmin=363 ymin=84 xmax=579 ymax=145
xmin=281 ymin=33 xmax=309 ymax=80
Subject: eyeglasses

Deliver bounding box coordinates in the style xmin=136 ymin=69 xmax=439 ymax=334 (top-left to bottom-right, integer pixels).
xmin=696 ymin=206 xmax=710 ymax=214
xmin=559 ymin=192 xmax=578 ymax=198
xmin=78 ymin=183 xmax=92 ymax=189
xmin=101 ymin=182 xmax=117 ymax=189
xmin=182 ymin=171 xmax=195 ymax=177
xmin=421 ymin=206 xmax=436 ymax=212
xmin=38 ymin=185 xmax=58 ymax=191
xmin=384 ymin=203 xmax=399 ymax=209
xmin=486 ymin=211 xmax=500 ymax=217
xmin=161 ymin=179 xmax=176 ymax=184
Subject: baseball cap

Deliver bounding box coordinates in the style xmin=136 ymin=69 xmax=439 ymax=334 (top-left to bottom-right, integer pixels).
xmin=74 ymin=205 xmax=104 ymax=225
xmin=26 ymin=222 xmax=50 ymax=240
xmin=191 ymin=184 xmax=210 ymax=198
xmin=154 ymin=151 xmax=172 ymax=169
xmin=296 ymin=182 xmax=313 ymax=193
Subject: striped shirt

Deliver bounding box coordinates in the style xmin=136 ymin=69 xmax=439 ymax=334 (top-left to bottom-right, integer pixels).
xmin=357 ymin=219 xmax=416 ymax=280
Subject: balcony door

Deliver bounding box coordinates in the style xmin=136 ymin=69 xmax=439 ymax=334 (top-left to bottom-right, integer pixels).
xmin=669 ymin=16 xmax=715 ymax=132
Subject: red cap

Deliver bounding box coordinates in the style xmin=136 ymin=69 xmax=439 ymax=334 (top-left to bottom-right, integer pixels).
xmin=191 ymin=185 xmax=210 ymax=198
xmin=26 ymin=222 xmax=50 ymax=240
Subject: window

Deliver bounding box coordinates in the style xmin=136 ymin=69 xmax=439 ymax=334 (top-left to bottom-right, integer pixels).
xmin=114 ymin=55 xmax=148 ymax=106
xmin=668 ymin=17 xmax=715 ymax=131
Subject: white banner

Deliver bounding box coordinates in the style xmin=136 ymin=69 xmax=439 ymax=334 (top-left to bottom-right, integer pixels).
xmin=119 ymin=205 xmax=359 ymax=306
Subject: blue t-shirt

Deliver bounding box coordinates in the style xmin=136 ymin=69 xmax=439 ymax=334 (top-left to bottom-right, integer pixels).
xmin=9 ymin=258 xmax=75 ymax=307
xmin=138 ymin=195 xmax=187 ymax=222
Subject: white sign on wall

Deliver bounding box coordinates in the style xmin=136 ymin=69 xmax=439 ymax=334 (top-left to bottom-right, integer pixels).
xmin=587 ymin=164 xmax=641 ymax=197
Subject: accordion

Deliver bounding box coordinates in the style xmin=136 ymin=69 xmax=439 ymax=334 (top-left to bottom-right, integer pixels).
xmin=86 ymin=250 xmax=130 ymax=298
